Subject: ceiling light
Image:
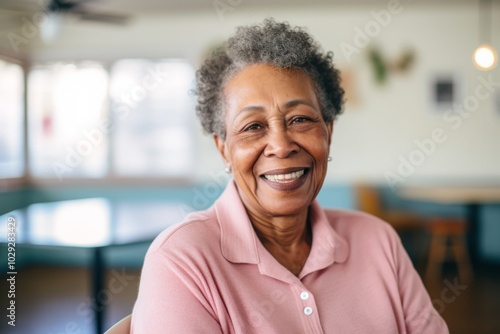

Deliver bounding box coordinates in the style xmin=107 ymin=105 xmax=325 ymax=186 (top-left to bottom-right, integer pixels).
xmin=473 ymin=44 xmax=497 ymax=70
xmin=40 ymin=13 xmax=62 ymax=43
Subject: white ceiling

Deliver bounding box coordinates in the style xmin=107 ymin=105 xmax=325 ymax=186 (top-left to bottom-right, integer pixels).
xmin=0 ymin=0 xmax=496 ymax=33
xmin=0 ymin=0 xmax=492 ymax=16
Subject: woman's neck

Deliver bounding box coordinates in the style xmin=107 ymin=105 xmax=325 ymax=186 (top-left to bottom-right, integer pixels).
xmin=248 ymin=209 xmax=312 ymax=276
xmin=250 ymin=210 xmax=310 ymax=246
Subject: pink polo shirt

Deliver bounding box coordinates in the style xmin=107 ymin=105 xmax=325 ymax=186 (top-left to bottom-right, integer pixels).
xmin=131 ymin=181 xmax=448 ymax=333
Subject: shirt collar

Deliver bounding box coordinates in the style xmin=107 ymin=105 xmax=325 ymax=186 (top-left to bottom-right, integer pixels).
xmin=215 ymin=180 xmax=260 ymax=264
xmin=215 ymin=180 xmax=349 ymax=277
xmin=299 ymin=200 xmax=349 ymax=278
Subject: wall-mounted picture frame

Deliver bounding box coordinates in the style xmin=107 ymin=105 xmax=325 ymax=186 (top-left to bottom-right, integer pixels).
xmin=427 ymin=73 xmax=462 ymax=113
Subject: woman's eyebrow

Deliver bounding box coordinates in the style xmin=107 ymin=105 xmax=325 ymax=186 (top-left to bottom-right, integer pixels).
xmin=237 ymin=105 xmax=265 ymax=115
xmin=237 ymin=99 xmax=317 ymax=115
xmin=232 ymin=105 xmax=265 ymax=123
xmin=284 ymin=99 xmax=318 ymax=111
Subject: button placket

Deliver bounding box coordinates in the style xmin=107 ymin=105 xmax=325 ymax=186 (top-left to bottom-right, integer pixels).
xmin=299 ymin=290 xmax=313 ymax=316
xmin=294 ymin=286 xmax=323 ymax=333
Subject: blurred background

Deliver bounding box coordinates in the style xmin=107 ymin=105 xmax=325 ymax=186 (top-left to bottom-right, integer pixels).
xmin=0 ymin=0 xmax=499 ymax=333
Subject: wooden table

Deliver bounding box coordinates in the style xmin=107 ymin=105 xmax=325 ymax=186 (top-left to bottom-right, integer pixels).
xmin=0 ymin=198 xmax=189 ymax=334
xmin=398 ymin=186 xmax=500 ymax=265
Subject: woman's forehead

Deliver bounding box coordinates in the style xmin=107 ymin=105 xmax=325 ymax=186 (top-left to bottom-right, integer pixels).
xmin=229 ymin=63 xmax=310 ymax=82
xmin=224 ymin=64 xmax=317 ymax=103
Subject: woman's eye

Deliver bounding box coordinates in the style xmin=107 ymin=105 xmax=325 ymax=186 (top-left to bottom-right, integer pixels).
xmin=244 ymin=123 xmax=262 ymax=131
xmin=291 ymin=117 xmax=310 ymax=124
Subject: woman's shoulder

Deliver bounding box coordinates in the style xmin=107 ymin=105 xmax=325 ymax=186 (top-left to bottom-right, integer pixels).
xmin=147 ymin=207 xmax=220 ymax=255
xmin=322 ymin=208 xmax=399 ymax=242
xmin=320 ymin=208 xmax=403 ymax=266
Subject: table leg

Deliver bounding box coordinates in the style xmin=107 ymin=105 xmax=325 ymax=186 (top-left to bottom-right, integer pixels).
xmin=92 ymin=247 xmax=105 ymax=334
xmin=465 ymin=203 xmax=480 ymax=266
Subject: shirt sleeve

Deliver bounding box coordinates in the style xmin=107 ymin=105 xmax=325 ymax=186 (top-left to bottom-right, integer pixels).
xmin=393 ymin=231 xmax=449 ymax=334
xmin=131 ymin=246 xmax=224 ymax=333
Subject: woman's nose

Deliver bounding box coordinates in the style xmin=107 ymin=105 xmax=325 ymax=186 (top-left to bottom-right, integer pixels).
xmin=263 ymin=127 xmax=300 ymax=158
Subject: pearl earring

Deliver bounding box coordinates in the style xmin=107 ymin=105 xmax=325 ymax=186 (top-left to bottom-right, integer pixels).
xmin=327 ymin=156 xmax=332 ymax=162
xmin=224 ymin=166 xmax=232 ymax=174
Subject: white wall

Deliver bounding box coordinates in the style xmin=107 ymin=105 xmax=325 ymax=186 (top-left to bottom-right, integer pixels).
xmin=3 ymin=1 xmax=500 ymax=185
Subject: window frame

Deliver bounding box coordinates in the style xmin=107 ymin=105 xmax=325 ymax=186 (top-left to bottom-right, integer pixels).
xmin=19 ymin=57 xmax=198 ymax=187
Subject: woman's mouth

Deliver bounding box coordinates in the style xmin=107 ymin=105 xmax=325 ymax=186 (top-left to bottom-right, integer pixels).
xmin=260 ymin=168 xmax=309 ymax=191
xmin=262 ymin=169 xmax=305 ymax=182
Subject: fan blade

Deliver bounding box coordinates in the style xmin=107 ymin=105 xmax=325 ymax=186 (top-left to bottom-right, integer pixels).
xmin=73 ymin=10 xmax=130 ymax=25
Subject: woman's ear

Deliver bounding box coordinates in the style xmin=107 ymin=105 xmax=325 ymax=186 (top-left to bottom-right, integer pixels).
xmin=327 ymin=120 xmax=334 ymax=146
xmin=214 ymin=134 xmax=229 ymax=166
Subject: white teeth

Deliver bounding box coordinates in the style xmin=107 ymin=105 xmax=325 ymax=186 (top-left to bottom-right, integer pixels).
xmin=263 ymin=169 xmax=305 ymax=182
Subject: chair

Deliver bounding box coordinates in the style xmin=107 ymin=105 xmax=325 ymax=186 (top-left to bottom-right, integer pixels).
xmin=425 ymin=217 xmax=473 ymax=284
xmin=354 ymin=183 xmax=425 ymax=261
xmin=104 ymin=314 xmax=131 ymax=334
xmin=355 ymin=183 xmax=424 ymax=231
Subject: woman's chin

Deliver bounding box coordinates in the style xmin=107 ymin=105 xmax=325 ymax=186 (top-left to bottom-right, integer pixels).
xmin=263 ymin=204 xmax=309 ymax=217
xmin=255 ymin=178 xmax=314 ymax=216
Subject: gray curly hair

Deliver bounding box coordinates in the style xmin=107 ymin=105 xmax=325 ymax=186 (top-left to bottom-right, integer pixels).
xmin=195 ymin=18 xmax=345 ymax=139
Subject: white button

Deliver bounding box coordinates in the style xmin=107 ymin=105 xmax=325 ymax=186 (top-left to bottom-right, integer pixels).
xmin=300 ymin=291 xmax=309 ymax=300
xmin=304 ymin=306 xmax=313 ymax=316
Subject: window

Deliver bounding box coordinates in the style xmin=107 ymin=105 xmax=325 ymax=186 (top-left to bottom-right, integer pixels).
xmin=109 ymin=59 xmax=196 ymax=177
xmin=28 ymin=62 xmax=109 ymax=180
xmin=25 ymin=59 xmax=196 ymax=180
xmin=0 ymin=59 xmax=24 ymax=178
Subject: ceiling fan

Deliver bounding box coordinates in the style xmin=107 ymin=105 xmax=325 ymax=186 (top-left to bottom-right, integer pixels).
xmin=0 ymin=0 xmax=130 ymax=25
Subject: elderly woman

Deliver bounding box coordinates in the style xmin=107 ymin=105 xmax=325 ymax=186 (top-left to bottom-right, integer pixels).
xmin=131 ymin=19 xmax=447 ymax=333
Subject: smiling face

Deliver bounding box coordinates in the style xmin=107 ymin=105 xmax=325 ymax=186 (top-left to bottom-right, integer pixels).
xmin=215 ymin=63 xmax=333 ymax=218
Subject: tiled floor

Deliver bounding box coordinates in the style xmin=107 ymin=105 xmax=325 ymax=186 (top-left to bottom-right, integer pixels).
xmin=0 ymin=265 xmax=499 ymax=333
xmin=0 ymin=266 xmax=140 ymax=334
xmin=425 ymin=267 xmax=500 ymax=334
